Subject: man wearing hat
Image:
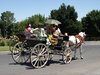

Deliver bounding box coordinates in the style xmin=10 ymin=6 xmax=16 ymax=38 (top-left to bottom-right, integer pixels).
xmin=47 ymin=24 xmax=61 ymax=45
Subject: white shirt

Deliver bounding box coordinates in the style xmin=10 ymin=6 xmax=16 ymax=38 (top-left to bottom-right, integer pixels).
xmin=53 ymin=28 xmax=61 ymax=37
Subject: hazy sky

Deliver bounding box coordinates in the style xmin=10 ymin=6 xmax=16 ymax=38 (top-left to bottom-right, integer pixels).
xmin=0 ymin=0 xmax=100 ymax=22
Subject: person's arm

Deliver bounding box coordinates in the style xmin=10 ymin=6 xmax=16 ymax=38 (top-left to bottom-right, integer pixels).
xmin=53 ymin=28 xmax=61 ymax=37
xmin=41 ymin=28 xmax=47 ymax=37
xmin=33 ymin=28 xmax=38 ymax=31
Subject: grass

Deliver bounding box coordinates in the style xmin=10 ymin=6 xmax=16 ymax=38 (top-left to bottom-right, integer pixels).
xmin=0 ymin=46 xmax=9 ymax=51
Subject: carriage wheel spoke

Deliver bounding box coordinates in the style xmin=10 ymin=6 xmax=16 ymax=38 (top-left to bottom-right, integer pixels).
xmin=39 ymin=60 xmax=43 ymax=67
xmin=33 ymin=58 xmax=38 ymax=67
xmin=15 ymin=55 xmax=20 ymax=61
xmin=40 ymin=47 xmax=46 ymax=55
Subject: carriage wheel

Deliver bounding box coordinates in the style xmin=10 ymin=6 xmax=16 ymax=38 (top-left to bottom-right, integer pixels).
xmin=11 ymin=42 xmax=31 ymax=64
xmin=63 ymin=47 xmax=72 ymax=64
xmin=31 ymin=43 xmax=49 ymax=68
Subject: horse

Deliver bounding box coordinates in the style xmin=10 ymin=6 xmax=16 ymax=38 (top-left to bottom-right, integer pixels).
xmin=67 ymin=32 xmax=86 ymax=60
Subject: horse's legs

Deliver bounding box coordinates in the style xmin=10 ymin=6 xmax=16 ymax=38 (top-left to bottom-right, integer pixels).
xmin=79 ymin=45 xmax=83 ymax=59
xmin=73 ymin=47 xmax=77 ymax=60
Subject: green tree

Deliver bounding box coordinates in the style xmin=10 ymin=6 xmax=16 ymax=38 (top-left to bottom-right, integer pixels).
xmin=28 ymin=14 xmax=46 ymax=28
xmin=17 ymin=19 xmax=29 ymax=32
xmin=18 ymin=14 xmax=46 ymax=32
xmin=82 ymin=10 xmax=100 ymax=37
xmin=50 ymin=3 xmax=82 ymax=34
xmin=0 ymin=11 xmax=16 ymax=37
xmin=0 ymin=19 xmax=2 ymax=36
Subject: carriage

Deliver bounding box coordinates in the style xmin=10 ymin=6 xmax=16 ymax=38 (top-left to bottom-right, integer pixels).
xmin=10 ymin=31 xmax=72 ymax=69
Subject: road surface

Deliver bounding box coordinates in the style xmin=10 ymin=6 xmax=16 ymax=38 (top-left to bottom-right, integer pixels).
xmin=0 ymin=43 xmax=100 ymax=75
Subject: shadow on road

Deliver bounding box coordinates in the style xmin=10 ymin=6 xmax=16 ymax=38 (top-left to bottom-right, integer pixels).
xmin=9 ymin=59 xmax=68 ymax=70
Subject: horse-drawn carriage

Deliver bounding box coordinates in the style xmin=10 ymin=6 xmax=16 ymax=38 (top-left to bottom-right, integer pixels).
xmin=10 ymin=31 xmax=72 ymax=69
xmin=10 ymin=19 xmax=86 ymax=69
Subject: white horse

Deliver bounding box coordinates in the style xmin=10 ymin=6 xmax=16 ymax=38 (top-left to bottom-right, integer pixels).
xmin=67 ymin=32 xmax=86 ymax=60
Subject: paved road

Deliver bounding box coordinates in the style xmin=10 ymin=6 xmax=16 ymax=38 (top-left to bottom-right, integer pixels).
xmin=0 ymin=44 xmax=100 ymax=75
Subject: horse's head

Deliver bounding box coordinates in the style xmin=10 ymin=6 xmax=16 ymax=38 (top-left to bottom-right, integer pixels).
xmin=79 ymin=32 xmax=86 ymax=38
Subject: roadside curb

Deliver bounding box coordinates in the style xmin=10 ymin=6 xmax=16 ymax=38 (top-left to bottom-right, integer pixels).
xmin=0 ymin=51 xmax=10 ymax=54
xmin=84 ymin=41 xmax=100 ymax=45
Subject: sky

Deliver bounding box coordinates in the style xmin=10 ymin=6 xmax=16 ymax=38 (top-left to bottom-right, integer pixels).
xmin=0 ymin=0 xmax=100 ymax=22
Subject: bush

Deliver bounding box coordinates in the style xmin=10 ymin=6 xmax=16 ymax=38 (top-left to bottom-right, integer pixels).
xmin=8 ymin=40 xmax=18 ymax=46
xmin=0 ymin=39 xmax=18 ymax=46
xmin=86 ymin=37 xmax=100 ymax=41
xmin=0 ymin=40 xmax=5 ymax=46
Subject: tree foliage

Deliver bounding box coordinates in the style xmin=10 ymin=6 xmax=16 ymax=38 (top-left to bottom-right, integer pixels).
xmin=82 ymin=10 xmax=100 ymax=37
xmin=50 ymin=3 xmax=82 ymax=34
xmin=0 ymin=4 xmax=100 ymax=39
xmin=0 ymin=11 xmax=15 ymax=37
xmin=28 ymin=14 xmax=46 ymax=28
xmin=17 ymin=14 xmax=46 ymax=32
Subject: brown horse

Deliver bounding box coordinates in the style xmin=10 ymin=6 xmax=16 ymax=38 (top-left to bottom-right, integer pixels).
xmin=68 ymin=32 xmax=86 ymax=60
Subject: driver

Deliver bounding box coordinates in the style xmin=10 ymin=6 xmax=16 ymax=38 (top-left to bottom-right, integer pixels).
xmin=47 ymin=24 xmax=61 ymax=45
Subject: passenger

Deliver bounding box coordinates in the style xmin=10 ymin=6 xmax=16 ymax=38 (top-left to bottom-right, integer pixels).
xmin=25 ymin=24 xmax=34 ymax=33
xmin=23 ymin=24 xmax=34 ymax=39
xmin=33 ymin=23 xmax=47 ymax=40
